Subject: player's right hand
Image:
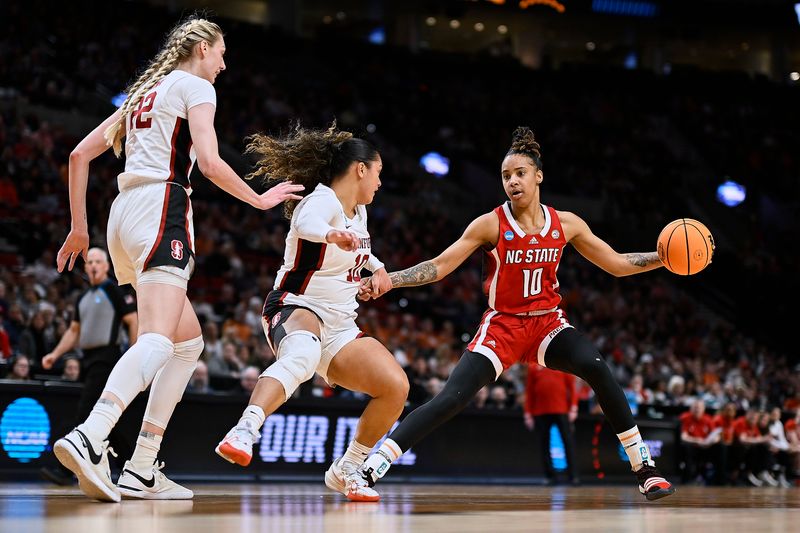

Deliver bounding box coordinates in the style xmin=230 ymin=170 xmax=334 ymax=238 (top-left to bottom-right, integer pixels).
xmin=42 ymin=353 xmax=57 ymax=370
xmin=253 ymin=181 xmax=304 ymax=210
xmin=326 ymin=229 xmax=359 ymax=252
xmin=57 ymin=228 xmax=90 ymax=272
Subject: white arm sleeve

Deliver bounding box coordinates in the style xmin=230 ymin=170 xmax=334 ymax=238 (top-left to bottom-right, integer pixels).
xmin=294 ymin=193 xmax=340 ymax=243
xmin=366 ymin=254 xmax=385 ymax=272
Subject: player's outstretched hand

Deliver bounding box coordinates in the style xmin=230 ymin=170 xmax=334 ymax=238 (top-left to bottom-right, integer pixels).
xmin=369 ymin=268 xmax=392 ymax=298
xmin=326 ymin=229 xmax=359 ymax=252
xmin=254 ymin=181 xmax=304 ymax=210
xmin=56 ymin=228 xmax=90 ymax=272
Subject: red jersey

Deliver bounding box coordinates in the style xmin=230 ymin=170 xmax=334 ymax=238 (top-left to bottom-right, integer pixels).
xmin=785 ymin=419 xmax=799 ymax=441
xmin=524 ymin=365 xmax=577 ymax=416
xmin=680 ymin=412 xmax=715 ymax=439
xmin=713 ymin=414 xmax=736 ymax=445
xmin=483 ymin=203 xmax=566 ymax=314
xmin=732 ymin=416 xmax=761 ymax=441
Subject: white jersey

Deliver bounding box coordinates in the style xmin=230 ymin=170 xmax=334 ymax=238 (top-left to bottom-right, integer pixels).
xmin=274 ymin=184 xmax=383 ymax=318
xmin=118 ymin=70 xmax=216 ymax=192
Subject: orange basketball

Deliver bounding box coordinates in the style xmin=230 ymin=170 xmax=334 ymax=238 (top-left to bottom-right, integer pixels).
xmin=657 ymin=219 xmax=715 ymax=275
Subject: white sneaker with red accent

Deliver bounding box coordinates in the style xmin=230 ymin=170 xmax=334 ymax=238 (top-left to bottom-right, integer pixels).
xmin=215 ymin=423 xmax=260 ymax=467
xmin=325 ymin=457 xmax=380 ymax=502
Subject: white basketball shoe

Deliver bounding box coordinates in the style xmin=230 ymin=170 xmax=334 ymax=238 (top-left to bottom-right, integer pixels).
xmin=325 ymin=457 xmax=380 ymax=502
xmin=117 ymin=460 xmax=193 ymax=499
xmin=53 ymin=428 xmax=120 ymax=502
xmin=215 ymin=422 xmax=260 ymax=466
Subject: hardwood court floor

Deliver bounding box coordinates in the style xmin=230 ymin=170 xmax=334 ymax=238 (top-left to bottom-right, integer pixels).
xmin=1 ymin=483 xmax=799 ymax=532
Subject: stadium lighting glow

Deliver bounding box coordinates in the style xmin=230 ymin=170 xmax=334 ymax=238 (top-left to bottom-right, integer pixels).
xmin=474 ymin=22 xmax=485 ymax=32
xmin=592 ymin=0 xmax=657 ymax=18
xmin=716 ymin=180 xmax=746 ymax=207
xmin=795 ymin=3 xmax=800 ymax=25
xmin=420 ymin=152 xmax=450 ymax=177
xmin=111 ymin=92 xmax=127 ymax=107
xmin=450 ymin=19 xmax=461 ymax=29
xmin=498 ymin=24 xmax=509 ymax=34
xmin=790 ymin=72 xmax=800 ymax=82
xmin=368 ymin=27 xmax=385 ymax=45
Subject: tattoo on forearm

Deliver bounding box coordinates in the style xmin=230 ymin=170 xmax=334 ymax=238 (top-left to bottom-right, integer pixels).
xmin=388 ymin=261 xmax=438 ymax=287
xmin=625 ymin=252 xmax=660 ymax=268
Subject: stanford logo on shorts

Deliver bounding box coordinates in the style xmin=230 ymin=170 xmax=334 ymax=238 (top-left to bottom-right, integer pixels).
xmin=271 ymin=312 xmax=282 ymax=328
xmin=170 ymin=239 xmax=184 ymax=260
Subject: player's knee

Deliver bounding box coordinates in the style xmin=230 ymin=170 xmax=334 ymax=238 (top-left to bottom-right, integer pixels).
xmin=571 ymin=352 xmax=611 ymax=386
xmin=173 ymin=335 xmax=204 ymax=363
xmin=138 ymin=332 xmax=174 ymax=389
xmin=383 ymin=368 xmax=409 ymax=405
xmin=261 ymin=331 xmax=321 ymax=400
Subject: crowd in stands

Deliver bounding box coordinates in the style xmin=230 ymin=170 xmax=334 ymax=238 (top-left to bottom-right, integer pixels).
xmin=1 ymin=0 xmax=798 ymax=441
xmin=678 ymin=399 xmax=800 ymax=487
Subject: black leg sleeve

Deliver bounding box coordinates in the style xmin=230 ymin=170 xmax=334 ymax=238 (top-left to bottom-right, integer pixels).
xmin=389 ymin=351 xmax=497 ymax=451
xmin=543 ymin=328 xmax=636 ymax=435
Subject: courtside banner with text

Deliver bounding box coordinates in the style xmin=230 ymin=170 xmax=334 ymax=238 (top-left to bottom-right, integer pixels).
xmin=0 ymin=383 xmax=678 ymax=481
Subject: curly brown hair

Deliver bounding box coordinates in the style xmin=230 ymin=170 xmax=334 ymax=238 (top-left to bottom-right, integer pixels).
xmin=506 ymin=126 xmax=543 ymax=169
xmin=245 ymin=122 xmax=379 ymax=218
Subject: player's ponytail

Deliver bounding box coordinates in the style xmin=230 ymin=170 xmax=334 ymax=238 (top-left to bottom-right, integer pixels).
xmin=104 ymin=17 xmax=223 ymax=157
xmin=246 ymin=121 xmax=380 ymax=219
xmin=507 ymin=126 xmax=543 ymax=169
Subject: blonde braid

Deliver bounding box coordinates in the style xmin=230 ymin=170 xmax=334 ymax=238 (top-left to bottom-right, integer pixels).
xmin=103 ymin=18 xmax=219 ymax=157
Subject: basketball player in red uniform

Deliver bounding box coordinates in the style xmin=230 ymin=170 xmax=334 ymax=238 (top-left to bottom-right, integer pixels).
xmin=358 ymin=127 xmax=675 ymax=500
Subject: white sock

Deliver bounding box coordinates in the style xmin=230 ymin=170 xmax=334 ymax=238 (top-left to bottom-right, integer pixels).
xmin=238 ymin=405 xmax=266 ymax=431
xmin=130 ymin=431 xmax=162 ymax=470
xmin=617 ymin=426 xmax=653 ymax=471
xmin=362 ymin=438 xmax=403 ymax=482
xmin=342 ymin=440 xmax=372 ymax=468
xmin=77 ymin=398 xmax=122 ymax=442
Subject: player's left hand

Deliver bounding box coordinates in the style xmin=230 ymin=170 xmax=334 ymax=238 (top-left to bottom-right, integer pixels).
xmin=369 ymin=268 xmax=392 ymax=298
xmin=358 ymin=277 xmax=373 ymax=301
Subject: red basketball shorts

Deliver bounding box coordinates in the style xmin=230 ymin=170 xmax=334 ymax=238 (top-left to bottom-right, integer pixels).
xmin=467 ymin=307 xmax=573 ymax=378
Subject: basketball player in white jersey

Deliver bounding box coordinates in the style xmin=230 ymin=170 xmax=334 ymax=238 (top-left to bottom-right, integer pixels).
xmin=53 ymin=17 xmax=303 ymax=502
xmin=214 ymin=123 xmax=409 ymax=502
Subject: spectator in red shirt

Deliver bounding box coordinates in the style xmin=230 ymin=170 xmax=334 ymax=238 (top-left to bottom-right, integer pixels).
xmin=785 ymin=409 xmax=800 ymax=480
xmin=733 ymin=409 xmax=772 ymax=486
xmin=712 ymin=402 xmax=738 ymax=485
xmin=525 ymin=364 xmax=579 ymax=485
xmin=679 ymin=399 xmax=718 ymax=484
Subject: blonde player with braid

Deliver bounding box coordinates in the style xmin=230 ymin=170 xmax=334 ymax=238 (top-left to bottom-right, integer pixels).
xmin=53 ymin=17 xmax=303 ymax=502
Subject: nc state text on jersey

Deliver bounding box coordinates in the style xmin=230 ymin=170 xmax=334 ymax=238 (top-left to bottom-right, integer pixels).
xmin=505 ymin=248 xmax=560 ymax=264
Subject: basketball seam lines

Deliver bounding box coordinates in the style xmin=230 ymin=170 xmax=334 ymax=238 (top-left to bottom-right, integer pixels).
xmin=664 ymin=222 xmax=678 ymax=273
xmin=682 ymin=218 xmax=690 ymax=276
xmin=683 ymin=221 xmax=710 ymax=269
